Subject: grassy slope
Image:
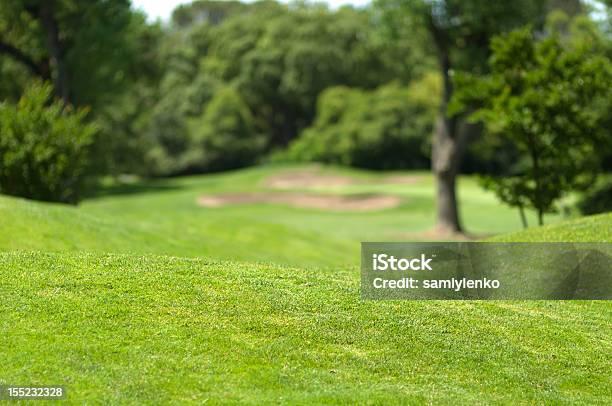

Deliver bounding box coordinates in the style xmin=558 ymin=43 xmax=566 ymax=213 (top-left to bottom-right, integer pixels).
xmin=2 ymin=252 xmax=610 ymax=404
xmin=0 ymin=164 xmax=570 ymax=267
xmin=1 ymin=165 xmax=610 ymax=404
xmin=490 ymin=212 xmax=612 ymax=242
xmin=0 ymin=192 xmax=352 ymax=268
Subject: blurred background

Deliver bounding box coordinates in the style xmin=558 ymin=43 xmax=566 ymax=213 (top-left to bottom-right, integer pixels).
xmin=0 ymin=0 xmax=611 ymax=260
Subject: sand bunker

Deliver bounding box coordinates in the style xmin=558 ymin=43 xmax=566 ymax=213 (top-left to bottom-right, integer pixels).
xmin=265 ymin=168 xmax=423 ymax=189
xmin=265 ymin=170 xmax=355 ymax=189
xmin=382 ymin=175 xmax=423 ymax=185
xmin=197 ymin=193 xmax=401 ymax=211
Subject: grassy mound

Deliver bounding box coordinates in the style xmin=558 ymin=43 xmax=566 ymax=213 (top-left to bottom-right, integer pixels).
xmin=2 ymin=251 xmax=610 ymax=404
xmin=490 ymin=212 xmax=612 ymax=242
xmin=0 ymin=164 xmax=574 ymax=267
xmin=0 ymin=192 xmax=353 ymax=268
xmin=0 ymin=195 xmax=163 ymax=253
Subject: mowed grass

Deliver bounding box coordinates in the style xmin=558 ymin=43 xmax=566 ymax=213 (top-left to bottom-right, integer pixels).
xmin=1 ymin=252 xmax=610 ymax=404
xmin=1 ymin=164 xmax=610 ymax=404
xmin=0 ymin=164 xmax=570 ymax=267
xmin=490 ymin=212 xmax=612 ymax=242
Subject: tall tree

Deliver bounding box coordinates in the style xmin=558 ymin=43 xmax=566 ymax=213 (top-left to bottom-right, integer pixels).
xmin=0 ymin=0 xmax=162 ymax=175
xmin=376 ymin=0 xmax=547 ymax=233
xmin=0 ymin=0 xmax=147 ymax=108
xmin=452 ymin=27 xmax=611 ymax=226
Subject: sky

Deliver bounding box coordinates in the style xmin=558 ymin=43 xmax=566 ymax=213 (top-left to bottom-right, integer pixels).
xmin=131 ymin=0 xmax=372 ymax=22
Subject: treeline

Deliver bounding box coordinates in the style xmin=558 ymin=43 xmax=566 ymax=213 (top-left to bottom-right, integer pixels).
xmin=0 ymin=0 xmax=611 ymax=228
xmin=0 ymin=1 xmax=467 ymax=179
xmin=141 ymin=0 xmax=434 ymax=174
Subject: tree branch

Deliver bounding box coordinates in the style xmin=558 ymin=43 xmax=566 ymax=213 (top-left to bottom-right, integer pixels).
xmin=0 ymin=40 xmax=49 ymax=79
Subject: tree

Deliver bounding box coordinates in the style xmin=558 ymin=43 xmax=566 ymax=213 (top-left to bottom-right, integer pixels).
xmin=0 ymin=1 xmax=163 ymax=176
xmin=0 ymin=0 xmax=152 ymax=108
xmin=375 ymin=0 xmax=547 ymax=233
xmin=452 ymin=27 xmax=612 ymax=225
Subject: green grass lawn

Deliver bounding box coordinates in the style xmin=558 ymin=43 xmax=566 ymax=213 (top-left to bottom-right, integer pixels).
xmin=0 ymin=164 xmax=571 ymax=267
xmin=1 ymin=164 xmax=610 ymax=404
xmin=490 ymin=212 xmax=612 ymax=242
xmin=2 ymin=252 xmax=610 ymax=404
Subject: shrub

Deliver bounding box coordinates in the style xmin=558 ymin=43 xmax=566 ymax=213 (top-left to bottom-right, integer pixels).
xmin=283 ymin=80 xmax=437 ymax=170
xmin=0 ymin=82 xmax=96 ymax=203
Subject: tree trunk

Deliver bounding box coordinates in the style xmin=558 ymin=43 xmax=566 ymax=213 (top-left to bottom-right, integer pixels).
xmin=519 ymin=205 xmax=528 ymax=229
xmin=427 ymin=15 xmax=473 ymax=235
xmin=38 ymin=1 xmax=70 ymax=105
xmin=527 ymin=134 xmax=544 ymax=227
xmin=431 ymin=53 xmax=478 ymax=234
xmin=432 ymin=113 xmax=462 ymax=233
xmin=537 ymin=210 xmax=544 ymax=226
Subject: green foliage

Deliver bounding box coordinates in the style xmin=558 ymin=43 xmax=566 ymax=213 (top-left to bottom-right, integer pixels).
xmin=284 ymin=77 xmax=439 ymax=169
xmin=143 ymin=2 xmax=430 ymax=175
xmin=76 ymin=14 xmax=164 ymax=175
xmin=375 ymin=0 xmax=548 ymax=73
xmin=142 ymin=72 xmax=216 ymax=175
xmin=232 ymin=5 xmax=422 ymax=142
xmin=0 ymin=1 xmax=163 ymax=175
xmin=0 ymin=82 xmax=96 ymax=203
xmin=463 ymin=9 xmax=612 ymax=176
xmin=2 ymin=0 xmax=608 ymax=183
xmin=0 ymin=0 xmax=155 ymax=107
xmin=452 ymin=26 xmax=612 ymax=223
xmin=186 ymin=87 xmax=265 ymax=172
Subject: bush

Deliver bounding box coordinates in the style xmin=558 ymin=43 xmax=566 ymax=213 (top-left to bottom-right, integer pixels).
xmin=185 ymin=87 xmax=265 ymax=172
xmin=579 ymin=180 xmax=612 ymax=215
xmin=0 ymin=82 xmax=96 ymax=203
xmin=283 ymin=80 xmax=436 ymax=170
